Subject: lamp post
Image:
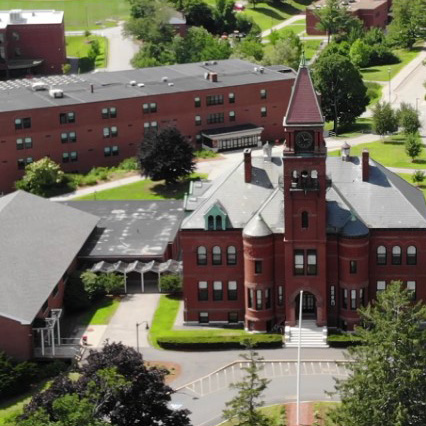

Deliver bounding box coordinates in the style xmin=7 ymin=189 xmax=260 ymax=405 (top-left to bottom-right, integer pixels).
xmin=296 ymin=290 xmax=303 ymax=426
xmin=388 ymin=68 xmax=391 ymax=103
xmin=136 ymin=321 xmax=149 ymax=354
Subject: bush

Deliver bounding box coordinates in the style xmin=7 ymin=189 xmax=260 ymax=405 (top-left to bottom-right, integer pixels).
xmin=118 ymin=157 xmax=139 ymax=171
xmin=368 ymin=44 xmax=399 ymax=66
xmin=159 ymin=274 xmax=182 ymax=293
xmin=103 ymin=273 xmax=125 ymax=295
xmin=80 ymin=174 xmax=99 ymax=186
xmin=195 ymin=149 xmax=219 ymax=159
xmin=412 ymin=170 xmax=425 ymax=185
xmin=81 ymin=270 xmax=106 ymax=301
xmin=327 ymin=332 xmax=362 ymax=348
xmin=156 ymin=334 xmax=282 ymax=350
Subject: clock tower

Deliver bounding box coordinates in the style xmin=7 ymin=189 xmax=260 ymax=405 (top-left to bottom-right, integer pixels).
xmin=282 ymin=55 xmax=328 ymax=326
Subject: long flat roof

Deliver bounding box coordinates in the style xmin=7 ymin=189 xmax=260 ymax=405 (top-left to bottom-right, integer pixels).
xmin=0 ymin=10 xmax=64 ymax=29
xmin=309 ymin=0 xmax=387 ymax=11
xmin=0 ymin=59 xmax=296 ymax=113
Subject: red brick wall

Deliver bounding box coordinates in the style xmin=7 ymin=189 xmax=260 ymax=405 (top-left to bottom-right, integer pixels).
xmin=0 ymin=316 xmax=33 ymax=360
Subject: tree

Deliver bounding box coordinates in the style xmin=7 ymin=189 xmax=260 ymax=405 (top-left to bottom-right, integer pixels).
xmin=262 ymin=31 xmax=302 ymax=70
xmin=88 ymin=39 xmax=101 ymax=62
xmin=313 ymin=50 xmax=369 ymax=133
xmin=330 ymin=282 xmax=426 ymax=426
xmin=213 ymin=0 xmax=237 ymax=34
xmin=160 ymin=274 xmax=182 ymax=293
xmin=222 ymin=345 xmax=271 ymax=426
xmin=182 ymin=0 xmax=216 ymax=33
xmin=349 ymin=39 xmax=370 ymax=68
xmin=232 ymin=38 xmax=264 ymax=62
xmin=372 ymin=102 xmax=398 ymax=138
xmin=15 ymin=157 xmax=66 ymax=197
xmin=61 ymin=63 xmax=71 ymax=75
xmin=404 ymin=133 xmax=423 ymax=162
xmin=80 ymin=271 xmax=125 ymax=300
xmin=412 ymin=170 xmax=425 ymax=186
xmin=398 ymin=103 xmax=421 ymax=135
xmin=138 ymin=125 xmax=195 ymax=184
xmin=388 ymin=0 xmax=426 ymax=49
xmin=21 ymin=342 xmax=191 ymax=426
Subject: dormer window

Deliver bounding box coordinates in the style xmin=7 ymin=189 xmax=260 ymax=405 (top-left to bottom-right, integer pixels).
xmin=204 ymin=202 xmax=228 ymax=230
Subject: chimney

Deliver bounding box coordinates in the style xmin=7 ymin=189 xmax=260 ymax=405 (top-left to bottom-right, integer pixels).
xmin=362 ymin=149 xmax=369 ymax=182
xmin=209 ymin=72 xmax=218 ymax=82
xmin=244 ymin=148 xmax=252 ymax=183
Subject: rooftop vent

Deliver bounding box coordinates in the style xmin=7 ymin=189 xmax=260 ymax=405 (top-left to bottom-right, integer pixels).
xmin=162 ymin=76 xmax=168 ymax=82
xmin=254 ymin=67 xmax=258 ymax=72
xmin=137 ymin=83 xmax=145 ymax=87
xmin=31 ymin=82 xmax=48 ymax=91
xmin=259 ymin=66 xmax=264 ymax=73
xmin=211 ymin=60 xmax=217 ymax=65
xmin=204 ymin=61 xmax=209 ymax=65
xmin=204 ymin=72 xmax=209 ymax=80
xmin=129 ymin=80 xmax=136 ymax=86
xmin=168 ymin=82 xmax=174 ymax=86
xmin=49 ymin=88 xmax=64 ymax=99
xmin=9 ymin=10 xmax=24 ymax=23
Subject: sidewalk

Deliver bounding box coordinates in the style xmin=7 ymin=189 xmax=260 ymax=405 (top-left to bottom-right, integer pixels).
xmin=261 ymin=14 xmax=305 ymax=38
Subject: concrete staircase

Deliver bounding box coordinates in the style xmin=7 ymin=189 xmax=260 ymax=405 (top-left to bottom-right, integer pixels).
xmin=285 ymin=320 xmax=329 ymax=348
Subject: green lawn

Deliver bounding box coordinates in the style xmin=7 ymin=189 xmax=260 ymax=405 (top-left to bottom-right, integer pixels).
xmin=313 ymin=402 xmax=339 ymax=426
xmin=149 ymin=295 xmax=247 ymax=349
xmin=329 ymin=138 xmax=426 ymax=169
xmin=0 ymin=1 xmax=129 ymax=30
xmin=361 ymin=48 xmax=421 ymax=81
xmin=66 ymin=35 xmax=108 ymax=71
xmin=303 ymin=39 xmax=323 ymax=61
xmin=78 ymin=297 xmax=121 ymax=325
xmin=75 ymin=173 xmax=207 ymax=200
xmin=365 ymin=81 xmax=383 ymax=107
xmin=325 ymin=118 xmax=373 ymax=138
xmin=218 ymin=404 xmax=285 ymax=425
xmin=398 ymin=173 xmax=426 ymax=198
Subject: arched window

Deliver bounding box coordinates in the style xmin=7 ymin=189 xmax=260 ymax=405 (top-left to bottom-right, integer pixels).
xmin=377 ymin=246 xmax=386 ymax=265
xmin=212 ymin=246 xmax=222 ymax=265
xmin=216 ymin=215 xmax=222 ymax=230
xmin=197 ymin=246 xmax=207 ymax=265
xmin=227 ymin=246 xmax=237 ymax=265
xmin=207 ymin=215 xmax=214 ymax=230
xmin=392 ymin=246 xmax=402 ymax=265
xmin=407 ymin=246 xmax=417 ymax=265
xmin=301 ymin=211 xmax=309 ymax=228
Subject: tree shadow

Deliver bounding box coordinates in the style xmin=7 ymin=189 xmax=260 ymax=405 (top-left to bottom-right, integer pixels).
xmin=151 ymin=175 xmax=202 ymax=200
xmin=360 ymin=68 xmax=380 ymax=74
xmin=292 ymin=0 xmax=314 ymax=6
xmin=250 ymin=6 xmax=285 ymax=21
xmin=411 ymin=159 xmax=426 ymax=165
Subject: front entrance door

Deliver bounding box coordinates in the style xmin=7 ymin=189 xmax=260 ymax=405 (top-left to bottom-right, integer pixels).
xmin=295 ymin=292 xmax=317 ymax=319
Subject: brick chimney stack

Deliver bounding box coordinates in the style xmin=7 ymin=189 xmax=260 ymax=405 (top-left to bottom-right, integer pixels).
xmin=244 ymin=148 xmax=252 ymax=183
xmin=362 ymin=149 xmax=369 ymax=182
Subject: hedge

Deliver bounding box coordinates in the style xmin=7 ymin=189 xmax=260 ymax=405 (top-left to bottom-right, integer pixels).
xmin=157 ymin=334 xmax=283 ymax=350
xmin=327 ymin=333 xmax=363 ymax=348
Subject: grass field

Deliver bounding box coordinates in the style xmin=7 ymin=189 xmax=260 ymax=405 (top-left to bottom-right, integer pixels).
xmin=66 ymin=35 xmax=108 ymax=71
xmin=325 ymin=118 xmax=373 ymax=138
xmin=398 ymin=172 xmax=426 ymax=198
xmin=361 ymin=48 xmax=421 ymax=81
xmin=0 ymin=1 xmax=129 ymax=30
xmin=218 ymin=404 xmax=285 ymax=425
xmin=75 ymin=173 xmax=207 ymax=200
xmin=78 ymin=296 xmax=121 ymax=325
xmin=365 ymin=81 xmax=383 ymax=106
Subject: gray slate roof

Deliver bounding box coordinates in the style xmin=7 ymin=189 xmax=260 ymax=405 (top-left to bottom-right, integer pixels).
xmin=0 ymin=59 xmax=295 ymax=113
xmin=182 ymin=154 xmax=426 ymax=234
xmin=63 ymin=200 xmax=185 ymax=258
xmin=0 ymin=191 xmax=98 ymax=324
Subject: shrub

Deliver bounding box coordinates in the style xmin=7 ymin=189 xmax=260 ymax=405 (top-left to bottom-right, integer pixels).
xmin=80 ymin=174 xmax=99 ymax=186
xmin=195 ymin=149 xmax=219 ymax=159
xmin=118 ymin=157 xmax=139 ymax=171
xmin=368 ymin=44 xmax=399 ymax=66
xmin=156 ymin=334 xmax=282 ymax=350
xmin=81 ymin=271 xmax=106 ymax=301
xmin=327 ymin=332 xmax=362 ymax=348
xmin=159 ymin=274 xmax=182 ymax=293
xmin=405 ymin=133 xmax=423 ymax=162
xmin=102 ymin=273 xmax=125 ymax=295
xmin=412 ymin=170 xmax=425 ymax=185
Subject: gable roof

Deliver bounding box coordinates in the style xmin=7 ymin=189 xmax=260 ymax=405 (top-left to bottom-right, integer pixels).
xmin=284 ymin=62 xmax=324 ymax=125
xmin=0 ymin=191 xmax=99 ymax=324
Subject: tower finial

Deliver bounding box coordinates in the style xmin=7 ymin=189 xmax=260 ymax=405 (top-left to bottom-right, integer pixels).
xmin=299 ymin=50 xmax=306 ymax=68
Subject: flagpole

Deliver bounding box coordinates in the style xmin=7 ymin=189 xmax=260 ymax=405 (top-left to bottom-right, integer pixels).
xmin=296 ymin=290 xmax=303 ymax=425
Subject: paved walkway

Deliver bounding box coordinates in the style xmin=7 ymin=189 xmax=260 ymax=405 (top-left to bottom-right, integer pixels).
xmin=261 ymin=14 xmax=305 ymax=38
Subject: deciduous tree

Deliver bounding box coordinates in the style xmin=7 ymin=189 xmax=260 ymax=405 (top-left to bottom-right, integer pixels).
xmin=398 ymin=103 xmax=421 ymax=135
xmin=372 ymin=102 xmax=398 ymax=138
xmin=404 ymin=133 xmax=423 ymax=162
xmin=262 ymin=31 xmax=302 ymax=70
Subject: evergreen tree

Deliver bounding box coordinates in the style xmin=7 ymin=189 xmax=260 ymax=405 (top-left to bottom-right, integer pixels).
xmin=138 ymin=125 xmax=195 ymax=184
xmin=404 ymin=133 xmax=423 ymax=162
xmin=330 ymin=282 xmax=426 ymax=426
xmin=372 ymin=102 xmax=398 ymax=138
xmin=222 ymin=345 xmax=270 ymax=426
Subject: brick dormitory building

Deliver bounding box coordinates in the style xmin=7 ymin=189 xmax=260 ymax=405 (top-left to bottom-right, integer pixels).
xmin=180 ymin=58 xmax=426 ymax=332
xmin=0 ymin=59 xmax=296 ymax=194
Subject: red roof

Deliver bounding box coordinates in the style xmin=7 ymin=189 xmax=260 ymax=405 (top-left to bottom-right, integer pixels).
xmin=285 ymin=66 xmax=323 ymax=125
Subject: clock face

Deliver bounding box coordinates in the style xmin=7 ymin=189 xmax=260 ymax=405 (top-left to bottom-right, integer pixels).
xmin=295 ymin=131 xmax=314 ymax=150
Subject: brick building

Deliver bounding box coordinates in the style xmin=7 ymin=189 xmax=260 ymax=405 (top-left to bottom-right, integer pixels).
xmin=180 ymin=59 xmax=426 ymax=332
xmin=0 ymin=9 xmax=66 ymax=78
xmin=0 ymin=59 xmax=296 ymax=194
xmin=306 ymin=0 xmax=390 ymax=36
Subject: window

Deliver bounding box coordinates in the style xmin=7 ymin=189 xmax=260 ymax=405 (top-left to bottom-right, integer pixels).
xmin=377 ymin=246 xmax=386 ymax=265
xmin=260 ymin=89 xmax=267 ymax=99
xmin=207 ymin=112 xmax=224 ymax=124
xmin=256 ymin=289 xmax=262 ymax=310
xmin=16 ymin=137 xmax=32 ymax=150
xmin=194 ymin=97 xmax=201 ymax=107
xmin=144 ymin=121 xmax=158 ymax=133
xmin=229 ymin=111 xmax=235 ymax=122
xmin=17 ymin=157 xmax=32 ymax=169
xmin=254 ymin=260 xmax=262 ymax=274
xmin=307 ymin=250 xmax=317 ymax=275
xmin=62 ymin=152 xmax=78 ymax=163
xmin=61 ymin=131 xmax=76 ymax=143
xmin=198 ymin=281 xmax=208 ymax=301
xmin=228 ymin=312 xmax=238 ymax=323
xmin=342 ymin=289 xmax=348 ymax=309
xmin=248 ymin=288 xmax=254 ymax=308
xmin=277 ymin=286 xmax=283 ymax=306
xmin=407 ymin=281 xmax=416 ymax=300
xmin=294 ymin=250 xmax=304 ymax=275
xmin=212 ymin=246 xmax=222 ymax=265
xmin=359 ymin=288 xmax=365 ymax=307
xmin=104 ymin=146 xmax=119 ymax=157
xmin=350 ymin=289 xmax=357 ymax=310
xmin=59 ymin=112 xmax=75 ymax=124
xmin=392 ymin=246 xmax=402 ymax=265
xmin=12 ymin=31 xmax=19 ymax=41
xmin=199 ymin=312 xmax=209 ymax=323
xmin=227 ymin=246 xmax=237 ymax=265
xmin=103 ymin=126 xmax=118 ymax=138
xmin=377 ymin=281 xmax=386 ymax=293
xmin=197 ymin=246 xmax=207 ymax=265
xmin=206 ymin=94 xmax=223 ymax=106
xmin=349 ymin=260 xmax=357 ymax=274
xmin=213 ymin=281 xmax=223 ymax=301
xmin=229 ymin=92 xmax=235 ymax=103
xmin=15 ymin=117 xmax=31 ymax=130
xmin=195 ymin=115 xmax=201 ymax=126
xmin=330 ymin=285 xmax=336 ymax=306
xmin=260 ymin=106 xmax=267 ymax=117
xmin=265 ymin=288 xmax=271 ymax=309
xmin=207 ymin=215 xmax=214 ymax=230
xmin=407 ymin=246 xmax=417 ymax=265
xmin=143 ymin=102 xmax=157 ymax=113
xmin=101 ymin=107 xmax=117 ymax=119
xmin=228 ymin=281 xmax=237 ymax=300
xmin=301 ymin=211 xmax=308 ymax=228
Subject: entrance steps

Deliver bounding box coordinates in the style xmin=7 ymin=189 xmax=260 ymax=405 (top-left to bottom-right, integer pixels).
xmin=285 ymin=320 xmax=329 ymax=348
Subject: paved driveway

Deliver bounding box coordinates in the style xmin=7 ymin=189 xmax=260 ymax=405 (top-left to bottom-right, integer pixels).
xmin=101 ymin=293 xmax=160 ymax=348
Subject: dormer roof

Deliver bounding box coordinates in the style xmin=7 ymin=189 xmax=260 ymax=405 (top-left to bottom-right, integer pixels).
xmin=283 ymin=59 xmax=324 ymax=126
